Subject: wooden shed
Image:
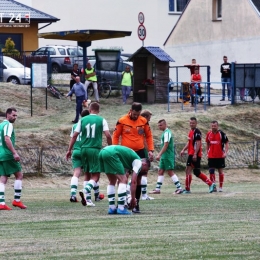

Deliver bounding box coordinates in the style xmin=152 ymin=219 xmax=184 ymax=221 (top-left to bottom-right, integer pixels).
xmin=128 ymin=46 xmax=174 ymax=103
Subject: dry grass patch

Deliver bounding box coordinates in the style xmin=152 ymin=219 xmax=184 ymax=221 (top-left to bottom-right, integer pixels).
xmin=1 ymin=83 xmax=260 ymax=147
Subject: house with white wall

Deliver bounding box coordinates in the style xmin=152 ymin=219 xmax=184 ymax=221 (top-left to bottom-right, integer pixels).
xmin=17 ymin=0 xmax=188 ymax=55
xmin=164 ymin=0 xmax=260 ymax=86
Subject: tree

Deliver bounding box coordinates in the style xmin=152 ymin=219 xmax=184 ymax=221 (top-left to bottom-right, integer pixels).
xmin=2 ymin=37 xmax=20 ymax=56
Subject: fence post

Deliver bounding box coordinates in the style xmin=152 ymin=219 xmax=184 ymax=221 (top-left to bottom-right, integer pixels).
xmin=254 ymin=140 xmax=258 ymax=165
xmin=252 ymin=140 xmax=258 ymax=166
xmin=39 ymin=147 xmax=43 ymax=176
xmin=231 ymin=62 xmax=235 ymax=105
xmin=207 ymin=66 xmax=210 ymax=105
xmin=0 ymin=52 xmax=3 ymax=83
xmin=176 ymin=67 xmax=179 ymax=103
xmin=174 ymin=144 xmax=176 ymax=168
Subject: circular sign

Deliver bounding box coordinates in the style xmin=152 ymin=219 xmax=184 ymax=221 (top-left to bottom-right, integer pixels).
xmin=138 ymin=12 xmax=145 ymax=24
xmin=137 ymin=24 xmax=146 ymax=41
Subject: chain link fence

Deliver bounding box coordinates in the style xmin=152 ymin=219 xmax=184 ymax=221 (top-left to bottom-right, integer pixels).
xmin=173 ymin=141 xmax=258 ymax=169
xmin=17 ymin=147 xmax=41 ymax=174
xmin=41 ymin=146 xmax=71 ymax=175
xmin=17 ymin=141 xmax=260 ymax=175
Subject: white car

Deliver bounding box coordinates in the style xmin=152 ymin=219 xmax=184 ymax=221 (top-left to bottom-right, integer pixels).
xmin=31 ymin=45 xmax=85 ymax=73
xmin=1 ymin=56 xmax=31 ymax=84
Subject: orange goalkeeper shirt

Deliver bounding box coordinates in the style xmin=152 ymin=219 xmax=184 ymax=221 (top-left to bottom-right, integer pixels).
xmin=112 ymin=113 xmax=154 ymax=152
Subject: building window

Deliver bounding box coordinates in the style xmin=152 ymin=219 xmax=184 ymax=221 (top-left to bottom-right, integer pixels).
xmin=169 ymin=0 xmax=188 ymax=13
xmin=217 ymin=0 xmax=222 ymax=19
xmin=250 ymin=0 xmax=260 ymax=16
xmin=212 ymin=0 xmax=222 ymax=20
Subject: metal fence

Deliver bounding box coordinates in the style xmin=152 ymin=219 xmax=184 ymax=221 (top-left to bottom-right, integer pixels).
xmin=174 ymin=141 xmax=258 ymax=169
xmin=168 ymin=64 xmax=260 ymax=111
xmin=17 ymin=141 xmax=260 ymax=175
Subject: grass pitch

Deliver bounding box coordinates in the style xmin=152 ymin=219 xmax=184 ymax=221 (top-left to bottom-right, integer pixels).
xmin=1 ymin=173 xmax=260 ymax=260
xmin=1 ymin=84 xmax=260 ymax=259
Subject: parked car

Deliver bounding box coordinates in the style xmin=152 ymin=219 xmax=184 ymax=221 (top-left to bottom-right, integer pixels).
xmin=31 ymin=45 xmax=86 ymax=73
xmin=0 ymin=56 xmax=31 ymax=84
xmin=87 ymin=58 xmax=133 ymax=87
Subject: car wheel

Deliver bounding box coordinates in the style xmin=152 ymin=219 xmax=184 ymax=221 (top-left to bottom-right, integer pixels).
xmin=99 ymin=82 xmax=111 ymax=99
xmin=7 ymin=76 xmax=20 ymax=84
xmin=52 ymin=64 xmax=60 ymax=73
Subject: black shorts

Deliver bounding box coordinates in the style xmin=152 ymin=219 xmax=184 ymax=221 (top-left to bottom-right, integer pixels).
xmin=135 ymin=149 xmax=147 ymax=176
xmin=127 ymin=170 xmax=146 ymax=176
xmin=135 ymin=149 xmax=145 ymax=159
xmin=208 ymin=158 xmax=225 ymax=169
xmin=186 ymin=155 xmax=201 ymax=168
xmin=70 ymin=80 xmax=76 ymax=89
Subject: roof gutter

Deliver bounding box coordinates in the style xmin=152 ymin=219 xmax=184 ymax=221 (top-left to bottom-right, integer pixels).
xmin=38 ymin=22 xmax=52 ymax=31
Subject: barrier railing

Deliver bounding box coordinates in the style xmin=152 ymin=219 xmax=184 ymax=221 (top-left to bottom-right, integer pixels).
xmin=167 ymin=81 xmax=213 ymax=112
xmin=166 ymin=81 xmax=260 ymax=111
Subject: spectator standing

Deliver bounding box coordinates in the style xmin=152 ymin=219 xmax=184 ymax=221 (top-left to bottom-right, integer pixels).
xmin=0 ymin=107 xmax=27 ymax=210
xmin=185 ymin=58 xmax=200 ymax=75
xmin=112 ymin=102 xmax=154 ymax=213
xmin=240 ymin=88 xmax=246 ymax=101
xmin=149 ymin=119 xmax=183 ymax=194
xmin=99 ymin=145 xmax=150 ymax=215
xmin=85 ymin=62 xmax=99 ymax=103
xmin=206 ymin=120 xmax=229 ymax=192
xmin=69 ymin=63 xmax=81 ymax=101
xmin=121 ymin=66 xmax=133 ymax=104
xmin=66 ymin=102 xmax=112 ymax=206
xmin=66 ymin=76 xmax=87 ymax=123
xmin=220 ymin=56 xmax=231 ymax=101
xmin=190 ymin=68 xmax=204 ymax=106
xmin=180 ymin=117 xmax=216 ymax=193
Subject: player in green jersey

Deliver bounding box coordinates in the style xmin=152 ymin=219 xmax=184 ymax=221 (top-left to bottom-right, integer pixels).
xmin=69 ymin=109 xmax=90 ymax=202
xmin=150 ymin=119 xmax=183 ymax=195
xmin=66 ymin=102 xmax=112 ymax=206
xmin=0 ymin=107 xmax=27 ymax=210
xmin=99 ymin=145 xmax=150 ymax=215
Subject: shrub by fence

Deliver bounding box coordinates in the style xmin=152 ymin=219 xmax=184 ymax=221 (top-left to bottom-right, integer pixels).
xmin=17 ymin=141 xmax=259 ymax=175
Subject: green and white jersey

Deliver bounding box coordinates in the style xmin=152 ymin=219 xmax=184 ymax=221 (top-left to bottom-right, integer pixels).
xmin=0 ymin=120 xmax=15 ymax=161
xmin=160 ymin=128 xmax=174 ymax=159
xmin=70 ymin=123 xmax=82 ymax=151
xmin=103 ymin=145 xmax=142 ymax=173
xmin=75 ymin=114 xmax=109 ymax=149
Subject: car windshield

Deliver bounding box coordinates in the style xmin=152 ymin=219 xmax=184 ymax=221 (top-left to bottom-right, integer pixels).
xmin=3 ymin=56 xmax=24 ymax=68
xmin=67 ymin=47 xmax=83 ymax=56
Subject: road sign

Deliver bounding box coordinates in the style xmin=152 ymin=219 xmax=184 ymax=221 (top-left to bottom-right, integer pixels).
xmin=138 ymin=12 xmax=145 ymax=24
xmin=138 ymin=24 xmax=146 ymax=41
